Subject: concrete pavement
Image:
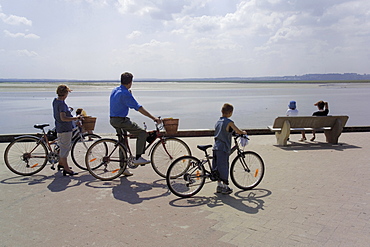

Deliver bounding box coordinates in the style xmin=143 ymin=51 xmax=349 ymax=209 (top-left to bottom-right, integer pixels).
xmin=0 ymin=132 xmax=369 ymax=246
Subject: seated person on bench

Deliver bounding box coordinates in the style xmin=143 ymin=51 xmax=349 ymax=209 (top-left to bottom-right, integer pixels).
xmin=301 ymin=100 xmax=329 ymax=141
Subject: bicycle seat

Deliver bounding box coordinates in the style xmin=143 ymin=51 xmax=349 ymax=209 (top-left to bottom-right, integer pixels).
xmin=197 ymin=145 xmax=212 ymax=151
xmin=34 ymin=123 xmax=50 ymax=129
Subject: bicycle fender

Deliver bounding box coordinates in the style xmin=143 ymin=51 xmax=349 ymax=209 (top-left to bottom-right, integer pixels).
xmin=97 ymin=138 xmax=130 ymax=153
xmin=148 ymin=139 xmax=161 ymax=155
xmin=14 ymin=135 xmax=39 ymax=140
xmin=148 ymin=137 xmax=176 ymax=155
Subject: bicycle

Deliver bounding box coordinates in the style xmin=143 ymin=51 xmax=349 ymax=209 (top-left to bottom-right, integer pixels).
xmin=85 ymin=118 xmax=191 ymax=181
xmin=166 ymin=134 xmax=265 ymax=198
xmin=4 ymin=123 xmax=100 ymax=176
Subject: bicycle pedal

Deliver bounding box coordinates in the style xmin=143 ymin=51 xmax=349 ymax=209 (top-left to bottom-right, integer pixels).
xmin=128 ymin=164 xmax=138 ymax=169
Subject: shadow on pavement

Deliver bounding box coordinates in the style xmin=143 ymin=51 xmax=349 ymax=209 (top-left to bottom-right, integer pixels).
xmin=111 ymin=177 xmax=171 ymax=204
xmin=277 ymin=141 xmax=361 ymax=151
xmin=169 ymin=188 xmax=271 ymax=214
xmin=1 ymin=171 xmax=97 ymax=192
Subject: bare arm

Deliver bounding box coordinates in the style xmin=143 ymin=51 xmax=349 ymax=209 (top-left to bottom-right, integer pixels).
xmin=228 ymin=122 xmax=247 ymax=135
xmin=60 ymin=112 xmax=81 ymax=122
xmin=138 ymin=106 xmax=161 ymax=124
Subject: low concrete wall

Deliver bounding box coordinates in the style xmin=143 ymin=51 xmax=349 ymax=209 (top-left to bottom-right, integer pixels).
xmin=0 ymin=126 xmax=369 ymax=143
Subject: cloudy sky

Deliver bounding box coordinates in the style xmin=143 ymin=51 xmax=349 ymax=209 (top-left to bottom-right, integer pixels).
xmin=1 ymin=0 xmax=369 ymax=80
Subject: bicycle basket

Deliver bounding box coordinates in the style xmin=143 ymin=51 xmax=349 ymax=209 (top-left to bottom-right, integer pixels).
xmin=163 ymin=118 xmax=179 ymax=135
xmin=146 ymin=131 xmax=157 ymax=143
xmin=47 ymin=128 xmax=57 ymax=141
xmin=82 ymin=116 xmax=97 ymax=131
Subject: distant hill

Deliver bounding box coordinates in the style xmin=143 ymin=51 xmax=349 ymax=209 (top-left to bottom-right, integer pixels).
xmin=1 ymin=73 xmax=370 ymax=82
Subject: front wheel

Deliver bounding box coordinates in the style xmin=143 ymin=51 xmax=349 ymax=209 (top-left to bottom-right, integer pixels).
xmin=151 ymin=137 xmax=191 ymax=178
xmin=85 ymin=139 xmax=126 ymax=181
xmin=71 ymin=133 xmax=101 ymax=170
xmin=230 ymin=151 xmax=265 ymax=190
xmin=166 ymin=156 xmax=205 ymax=198
xmin=4 ymin=136 xmax=48 ymax=176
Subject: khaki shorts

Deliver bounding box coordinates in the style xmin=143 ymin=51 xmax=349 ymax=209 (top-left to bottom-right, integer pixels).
xmin=57 ymin=131 xmax=72 ymax=158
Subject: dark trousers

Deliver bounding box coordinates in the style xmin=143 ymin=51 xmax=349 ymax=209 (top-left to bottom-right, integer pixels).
xmin=110 ymin=117 xmax=147 ymax=156
xmin=212 ymin=150 xmax=230 ymax=185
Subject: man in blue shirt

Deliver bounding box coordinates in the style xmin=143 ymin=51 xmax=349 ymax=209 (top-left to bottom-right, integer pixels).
xmin=110 ymin=72 xmax=160 ymax=173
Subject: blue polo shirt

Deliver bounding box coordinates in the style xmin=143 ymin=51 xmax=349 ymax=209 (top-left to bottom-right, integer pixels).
xmin=110 ymin=85 xmax=142 ymax=117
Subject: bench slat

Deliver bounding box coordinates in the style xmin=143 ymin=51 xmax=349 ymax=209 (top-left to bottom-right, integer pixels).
xmin=272 ymin=116 xmax=348 ymax=129
xmin=268 ymin=126 xmax=331 ymax=132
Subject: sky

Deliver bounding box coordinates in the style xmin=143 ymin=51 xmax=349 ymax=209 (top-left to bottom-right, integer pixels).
xmin=0 ymin=0 xmax=369 ymax=80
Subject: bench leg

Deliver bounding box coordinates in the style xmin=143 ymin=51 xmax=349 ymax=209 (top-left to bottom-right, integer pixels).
xmin=325 ymin=119 xmax=343 ymax=144
xmin=275 ymin=120 xmax=290 ymax=146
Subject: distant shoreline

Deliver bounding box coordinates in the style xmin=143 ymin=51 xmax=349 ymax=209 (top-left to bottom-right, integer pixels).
xmin=1 ymin=72 xmax=370 ymax=84
xmin=1 ymin=79 xmax=370 ymax=84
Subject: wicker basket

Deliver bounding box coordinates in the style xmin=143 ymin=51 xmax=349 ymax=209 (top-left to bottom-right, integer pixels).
xmin=82 ymin=116 xmax=97 ymax=131
xmin=163 ymin=118 xmax=179 ymax=135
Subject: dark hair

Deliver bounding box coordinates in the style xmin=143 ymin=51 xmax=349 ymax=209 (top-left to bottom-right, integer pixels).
xmin=316 ymin=101 xmax=325 ymax=109
xmin=221 ymin=103 xmax=234 ymax=114
xmin=76 ymin=108 xmax=83 ymax=115
xmin=121 ymin=72 xmax=133 ymax=85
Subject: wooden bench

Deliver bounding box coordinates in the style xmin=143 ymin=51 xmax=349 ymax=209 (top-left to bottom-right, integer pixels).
xmin=268 ymin=116 xmax=349 ymax=145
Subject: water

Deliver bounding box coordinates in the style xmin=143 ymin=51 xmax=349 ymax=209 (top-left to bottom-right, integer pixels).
xmin=1 ymin=82 xmax=369 ymax=134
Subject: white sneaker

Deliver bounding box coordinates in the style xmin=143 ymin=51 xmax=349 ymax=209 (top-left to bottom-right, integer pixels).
xmin=123 ymin=169 xmax=133 ymax=176
xmin=133 ymin=157 xmax=151 ymax=165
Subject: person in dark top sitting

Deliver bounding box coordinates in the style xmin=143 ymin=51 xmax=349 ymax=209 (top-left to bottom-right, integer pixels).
xmin=301 ymin=100 xmax=329 ymax=142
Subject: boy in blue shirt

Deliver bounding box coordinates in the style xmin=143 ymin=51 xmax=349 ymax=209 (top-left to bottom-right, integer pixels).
xmin=212 ymin=103 xmax=247 ymax=194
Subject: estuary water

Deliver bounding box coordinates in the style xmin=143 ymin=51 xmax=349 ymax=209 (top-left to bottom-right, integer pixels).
xmin=0 ymin=81 xmax=369 ymax=134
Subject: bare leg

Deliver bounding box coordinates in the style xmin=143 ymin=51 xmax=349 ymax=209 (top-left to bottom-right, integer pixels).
xmin=59 ymin=157 xmax=73 ymax=173
xmin=300 ymin=131 xmax=307 ymax=141
xmin=310 ymin=131 xmax=316 ymax=141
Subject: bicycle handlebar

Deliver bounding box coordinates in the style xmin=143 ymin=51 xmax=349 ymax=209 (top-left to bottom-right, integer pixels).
xmin=144 ymin=116 xmax=164 ymax=131
xmin=233 ymin=132 xmax=249 ymax=140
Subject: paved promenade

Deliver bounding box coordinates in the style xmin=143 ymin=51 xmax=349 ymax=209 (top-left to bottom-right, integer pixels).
xmin=0 ymin=132 xmax=369 ymax=246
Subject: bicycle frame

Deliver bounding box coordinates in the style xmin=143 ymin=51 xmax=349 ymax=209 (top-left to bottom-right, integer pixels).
xmin=196 ymin=134 xmax=250 ymax=178
xmin=116 ymin=121 xmax=174 ymax=160
xmin=13 ymin=126 xmax=59 ymax=168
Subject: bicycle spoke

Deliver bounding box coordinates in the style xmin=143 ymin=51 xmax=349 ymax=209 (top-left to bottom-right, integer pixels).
xmin=86 ymin=139 xmax=126 ymax=181
xmin=4 ymin=137 xmax=48 ymax=176
xmin=166 ymin=156 xmax=205 ymax=198
xmin=230 ymin=151 xmax=265 ymax=190
xmin=71 ymin=133 xmax=100 ymax=170
xmin=151 ymin=138 xmax=191 ymax=178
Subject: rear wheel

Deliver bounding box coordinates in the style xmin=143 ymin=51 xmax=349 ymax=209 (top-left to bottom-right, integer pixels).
xmin=71 ymin=133 xmax=101 ymax=170
xmin=151 ymin=137 xmax=191 ymax=178
xmin=166 ymin=156 xmax=205 ymax=198
xmin=4 ymin=136 xmax=48 ymax=175
xmin=230 ymin=151 xmax=265 ymax=190
xmin=85 ymin=139 xmax=126 ymax=181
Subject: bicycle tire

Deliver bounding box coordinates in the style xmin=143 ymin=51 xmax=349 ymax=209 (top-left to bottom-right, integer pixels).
xmin=151 ymin=137 xmax=191 ymax=178
xmin=71 ymin=133 xmax=101 ymax=170
xmin=4 ymin=136 xmax=48 ymax=176
xmin=166 ymin=156 xmax=205 ymax=198
xmin=230 ymin=151 xmax=265 ymax=190
xmin=85 ymin=138 xmax=126 ymax=181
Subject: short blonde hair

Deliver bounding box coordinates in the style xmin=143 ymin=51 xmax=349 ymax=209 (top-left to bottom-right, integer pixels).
xmin=56 ymin=84 xmax=71 ymax=96
xmin=221 ymin=103 xmax=234 ymax=114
